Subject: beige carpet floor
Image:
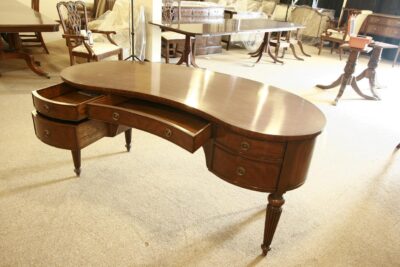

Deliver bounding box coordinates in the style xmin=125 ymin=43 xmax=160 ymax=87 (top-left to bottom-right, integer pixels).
xmin=0 ymin=38 xmax=399 ymax=267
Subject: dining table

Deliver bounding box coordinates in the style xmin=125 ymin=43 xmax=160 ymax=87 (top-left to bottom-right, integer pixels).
xmin=150 ymin=18 xmax=303 ymax=68
xmin=0 ymin=0 xmax=59 ymax=78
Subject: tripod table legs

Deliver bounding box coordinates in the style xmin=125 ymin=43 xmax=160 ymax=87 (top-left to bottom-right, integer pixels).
xmin=317 ymin=48 xmax=379 ymax=105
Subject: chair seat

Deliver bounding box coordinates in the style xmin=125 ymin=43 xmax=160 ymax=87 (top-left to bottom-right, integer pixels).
xmin=72 ymin=42 xmax=120 ymax=55
xmin=161 ymin=31 xmax=186 ymax=41
xmin=326 ymin=29 xmax=349 ymax=41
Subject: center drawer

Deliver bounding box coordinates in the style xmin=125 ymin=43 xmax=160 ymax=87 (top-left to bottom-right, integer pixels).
xmin=87 ymin=96 xmax=212 ymax=153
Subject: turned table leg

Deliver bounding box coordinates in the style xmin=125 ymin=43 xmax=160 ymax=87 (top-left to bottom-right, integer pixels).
xmin=261 ymin=193 xmax=285 ymax=256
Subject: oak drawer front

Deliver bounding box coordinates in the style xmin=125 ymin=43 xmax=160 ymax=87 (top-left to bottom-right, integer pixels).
xmin=211 ymin=146 xmax=280 ymax=191
xmin=215 ymin=127 xmax=285 ymax=160
xmin=32 ymin=83 xmax=102 ymax=121
xmin=32 ymin=111 xmax=108 ymax=150
xmin=88 ymin=97 xmax=211 ymax=153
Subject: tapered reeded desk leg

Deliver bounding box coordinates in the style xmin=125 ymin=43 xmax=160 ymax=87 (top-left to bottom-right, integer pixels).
xmin=71 ymin=150 xmax=81 ymax=177
xmin=125 ymin=129 xmax=132 ymax=152
xmin=261 ymin=193 xmax=285 ymax=256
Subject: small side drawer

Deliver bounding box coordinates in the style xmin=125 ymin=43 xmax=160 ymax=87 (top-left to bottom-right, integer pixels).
xmin=87 ymin=96 xmax=212 ymax=153
xmin=215 ymin=127 xmax=285 ymax=160
xmin=32 ymin=111 xmax=108 ymax=150
xmin=32 ymin=83 xmax=103 ymax=121
xmin=211 ymin=145 xmax=280 ymax=192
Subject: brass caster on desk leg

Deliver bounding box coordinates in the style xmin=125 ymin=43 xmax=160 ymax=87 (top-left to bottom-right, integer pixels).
xmin=124 ymin=129 xmax=132 ymax=152
xmin=261 ymin=244 xmax=271 ymax=256
xmin=125 ymin=143 xmax=131 ymax=152
xmin=74 ymin=168 xmax=81 ymax=177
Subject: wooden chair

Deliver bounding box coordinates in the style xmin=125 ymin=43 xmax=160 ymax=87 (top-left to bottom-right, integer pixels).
xmin=56 ymin=1 xmax=123 ymax=66
xmin=19 ymin=0 xmax=49 ymax=54
xmin=161 ymin=0 xmax=186 ymax=63
xmin=161 ymin=31 xmax=185 ymax=63
xmin=393 ymin=45 xmax=399 ymax=67
xmin=318 ymin=9 xmax=372 ymax=60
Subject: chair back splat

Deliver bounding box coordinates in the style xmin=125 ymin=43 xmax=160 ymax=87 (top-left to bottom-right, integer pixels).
xmin=57 ymin=1 xmax=123 ymax=65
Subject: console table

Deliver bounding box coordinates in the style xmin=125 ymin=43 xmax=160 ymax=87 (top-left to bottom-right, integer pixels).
xmin=31 ymin=61 xmax=325 ymax=256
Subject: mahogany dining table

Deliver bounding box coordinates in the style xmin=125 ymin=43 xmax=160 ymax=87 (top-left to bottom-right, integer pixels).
xmin=150 ymin=18 xmax=303 ymax=68
xmin=0 ymin=0 xmax=59 ymax=78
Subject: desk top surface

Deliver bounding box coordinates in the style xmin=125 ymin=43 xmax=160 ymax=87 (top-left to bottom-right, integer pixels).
xmin=0 ymin=1 xmax=59 ymax=32
xmin=150 ymin=18 xmax=302 ymax=36
xmin=61 ymin=61 xmax=325 ymax=140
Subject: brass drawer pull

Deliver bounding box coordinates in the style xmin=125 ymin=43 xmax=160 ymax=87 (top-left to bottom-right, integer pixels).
xmin=164 ymin=128 xmax=172 ymax=138
xmin=44 ymin=129 xmax=51 ymax=138
xmin=240 ymin=141 xmax=250 ymax=151
xmin=112 ymin=112 xmax=120 ymax=121
xmin=236 ymin=166 xmax=246 ymax=176
xmin=43 ymin=104 xmax=50 ymax=111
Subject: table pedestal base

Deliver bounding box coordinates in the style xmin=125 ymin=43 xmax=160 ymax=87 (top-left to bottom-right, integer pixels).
xmin=0 ymin=33 xmax=49 ymax=78
xmin=176 ymin=35 xmax=198 ymax=68
xmin=317 ymin=48 xmax=378 ymax=105
xmin=249 ymin=32 xmax=284 ymax=64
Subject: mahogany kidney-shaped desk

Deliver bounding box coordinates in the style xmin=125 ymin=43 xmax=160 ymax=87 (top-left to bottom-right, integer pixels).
xmin=31 ymin=61 xmax=325 ymax=256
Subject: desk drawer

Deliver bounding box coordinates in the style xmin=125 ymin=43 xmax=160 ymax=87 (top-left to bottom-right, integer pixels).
xmin=87 ymin=96 xmax=211 ymax=153
xmin=32 ymin=83 xmax=103 ymax=121
xmin=215 ymin=126 xmax=285 ymax=160
xmin=211 ymin=145 xmax=280 ymax=191
xmin=32 ymin=111 xmax=108 ymax=150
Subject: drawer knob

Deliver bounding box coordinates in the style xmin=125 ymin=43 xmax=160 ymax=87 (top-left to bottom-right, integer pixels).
xmin=236 ymin=166 xmax=246 ymax=176
xmin=112 ymin=112 xmax=120 ymax=121
xmin=44 ymin=129 xmax=50 ymax=138
xmin=43 ymin=104 xmax=50 ymax=111
xmin=164 ymin=128 xmax=172 ymax=138
xmin=240 ymin=141 xmax=250 ymax=151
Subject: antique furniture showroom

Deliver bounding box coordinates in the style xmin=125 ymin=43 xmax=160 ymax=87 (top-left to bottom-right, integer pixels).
xmin=0 ymin=0 xmax=399 ymax=266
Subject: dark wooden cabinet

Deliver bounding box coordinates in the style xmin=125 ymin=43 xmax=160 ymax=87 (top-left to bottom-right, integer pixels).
xmin=168 ymin=3 xmax=225 ymax=55
xmin=360 ymin=13 xmax=400 ymax=63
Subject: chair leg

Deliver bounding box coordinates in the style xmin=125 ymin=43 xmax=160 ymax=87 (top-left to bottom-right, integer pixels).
xmin=37 ymin=33 xmax=49 ymax=54
xmin=339 ymin=46 xmax=343 ymax=60
xmin=165 ymin=40 xmax=170 ymax=64
xmin=70 ymin=55 xmax=75 ymax=66
xmin=118 ymin=50 xmax=123 ymax=60
xmin=393 ymin=47 xmax=399 ymax=67
xmin=318 ymin=39 xmax=323 ymax=55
